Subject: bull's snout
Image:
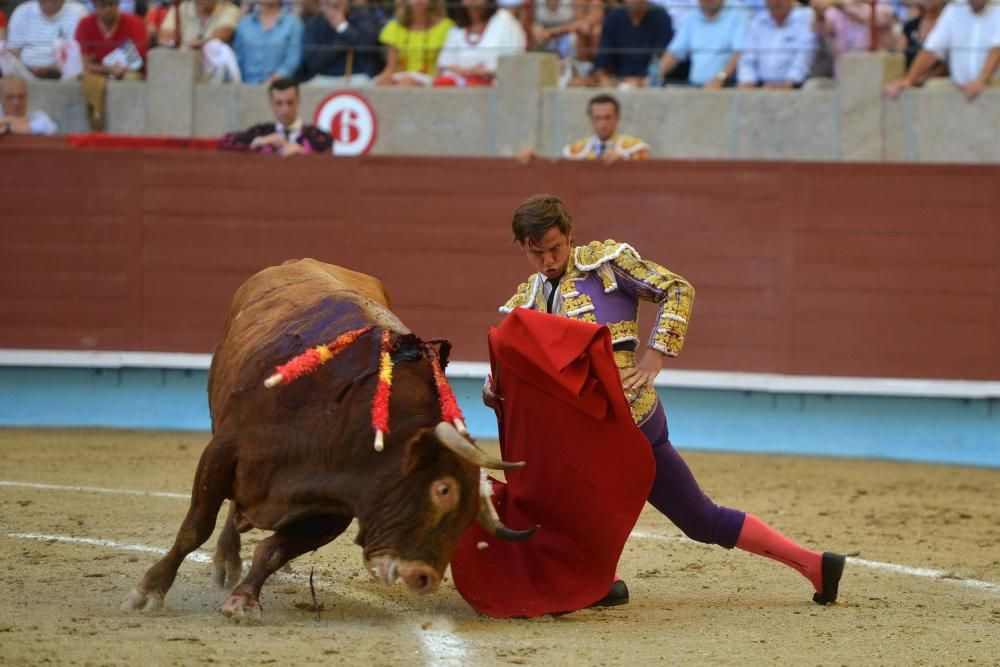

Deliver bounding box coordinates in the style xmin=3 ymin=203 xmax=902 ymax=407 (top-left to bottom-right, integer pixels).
xmin=365 ymin=554 xmax=442 ymax=594
xmin=398 ymin=563 xmax=440 ymax=595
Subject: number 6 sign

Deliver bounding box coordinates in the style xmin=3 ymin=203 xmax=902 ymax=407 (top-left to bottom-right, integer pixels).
xmin=313 ymin=91 xmax=378 ymax=157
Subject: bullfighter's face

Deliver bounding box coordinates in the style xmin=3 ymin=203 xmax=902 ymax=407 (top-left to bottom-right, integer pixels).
xmin=522 ymin=226 xmax=573 ymax=281
xmin=269 ymin=86 xmax=301 ymax=128
xmin=588 ymin=100 xmax=619 ymax=143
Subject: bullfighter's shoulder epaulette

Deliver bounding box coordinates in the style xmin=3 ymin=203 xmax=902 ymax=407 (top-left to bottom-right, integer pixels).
xmin=499 ymin=274 xmax=541 ymax=313
xmin=572 ymin=239 xmax=640 ymax=272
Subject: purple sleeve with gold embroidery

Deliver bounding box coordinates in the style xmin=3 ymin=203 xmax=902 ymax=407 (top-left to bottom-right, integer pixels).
xmin=608 ymin=248 xmax=694 ymax=357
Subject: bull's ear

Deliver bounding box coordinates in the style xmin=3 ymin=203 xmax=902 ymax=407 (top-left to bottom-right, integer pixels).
xmin=403 ymin=428 xmax=440 ymax=475
xmin=434 ymin=341 xmax=452 ymax=369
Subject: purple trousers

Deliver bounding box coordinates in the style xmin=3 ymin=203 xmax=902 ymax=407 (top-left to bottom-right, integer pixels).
xmin=639 ymin=400 xmax=745 ymax=549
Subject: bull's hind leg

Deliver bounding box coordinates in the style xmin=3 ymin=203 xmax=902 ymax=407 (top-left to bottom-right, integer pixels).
xmin=221 ymin=514 xmax=352 ymax=622
xmin=212 ymin=502 xmax=244 ymax=589
xmin=122 ymin=437 xmax=235 ymax=612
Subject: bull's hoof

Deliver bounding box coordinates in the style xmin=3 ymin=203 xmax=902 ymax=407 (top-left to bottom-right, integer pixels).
xmin=220 ymin=594 xmax=262 ymax=623
xmin=212 ymin=558 xmax=243 ymax=589
xmin=121 ymin=588 xmax=164 ymax=613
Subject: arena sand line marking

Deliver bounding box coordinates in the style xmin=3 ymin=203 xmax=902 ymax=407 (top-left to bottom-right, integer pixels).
xmin=0 ymin=529 xmax=471 ymax=666
xmin=0 ymin=480 xmax=189 ymax=500
xmin=630 ymin=530 xmax=1000 ymax=594
xmin=6 ymin=481 xmax=997 ymax=597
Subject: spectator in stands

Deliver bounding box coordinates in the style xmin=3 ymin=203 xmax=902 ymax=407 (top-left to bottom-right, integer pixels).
xmin=885 ymin=0 xmax=1000 ymax=101
xmin=655 ymin=0 xmax=748 ymax=88
xmin=810 ymin=0 xmax=896 ymax=76
xmin=898 ymin=0 xmax=945 ymax=69
xmin=0 ymin=8 xmax=8 ymax=41
xmin=375 ymin=0 xmax=454 ymax=85
xmin=737 ymin=0 xmax=815 ymax=88
xmin=517 ymin=93 xmax=649 ymax=162
xmin=144 ymin=0 xmax=172 ymax=46
xmin=531 ymin=0 xmax=603 ymax=66
xmin=219 ymin=77 xmax=332 ymax=155
xmin=75 ymin=0 xmax=147 ymax=130
xmin=234 ymin=0 xmax=304 ymax=84
xmin=158 ymin=0 xmax=241 ymax=81
xmin=350 ymin=0 xmax=392 ymax=29
xmin=0 ymin=75 xmax=58 ymax=134
xmin=593 ymin=0 xmax=672 ymax=88
xmin=158 ymin=0 xmax=239 ymax=48
xmin=434 ymin=0 xmax=525 ymax=86
xmin=300 ymin=0 xmax=381 ymax=84
xmin=4 ymin=0 xmax=88 ymax=79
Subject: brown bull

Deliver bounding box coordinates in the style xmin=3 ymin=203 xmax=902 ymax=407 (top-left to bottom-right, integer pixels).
xmin=121 ymin=259 xmax=533 ymax=620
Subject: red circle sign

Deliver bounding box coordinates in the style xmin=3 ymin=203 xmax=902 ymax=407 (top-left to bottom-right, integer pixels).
xmin=313 ymin=91 xmax=378 ymax=157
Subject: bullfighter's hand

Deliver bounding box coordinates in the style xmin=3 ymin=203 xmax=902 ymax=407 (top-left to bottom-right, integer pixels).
xmin=280 ymin=142 xmax=306 ymax=158
xmin=253 ymin=133 xmax=288 ymax=149
xmin=601 ymin=150 xmax=623 ymax=165
xmin=482 ymin=384 xmax=503 ymax=411
xmin=621 ymin=348 xmax=665 ymax=392
xmin=515 ymin=147 xmax=538 ymax=164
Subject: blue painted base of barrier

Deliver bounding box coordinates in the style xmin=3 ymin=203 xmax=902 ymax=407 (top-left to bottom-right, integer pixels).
xmin=1 ymin=367 xmax=997 ymax=468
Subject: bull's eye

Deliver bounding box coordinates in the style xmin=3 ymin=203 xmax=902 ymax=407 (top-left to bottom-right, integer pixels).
xmin=431 ymin=477 xmax=459 ymax=511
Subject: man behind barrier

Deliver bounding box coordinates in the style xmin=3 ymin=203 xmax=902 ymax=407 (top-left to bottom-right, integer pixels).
xmin=218 ymin=77 xmax=333 ymax=157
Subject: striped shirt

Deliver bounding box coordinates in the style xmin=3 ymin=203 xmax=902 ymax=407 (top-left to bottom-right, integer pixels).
xmin=7 ymin=0 xmax=88 ymax=69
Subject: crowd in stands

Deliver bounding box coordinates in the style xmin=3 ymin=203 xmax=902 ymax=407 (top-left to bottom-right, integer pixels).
xmin=1 ymin=0 xmax=1000 ymax=135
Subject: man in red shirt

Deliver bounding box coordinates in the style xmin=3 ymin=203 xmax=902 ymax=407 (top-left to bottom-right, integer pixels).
xmin=74 ymin=0 xmax=148 ymax=129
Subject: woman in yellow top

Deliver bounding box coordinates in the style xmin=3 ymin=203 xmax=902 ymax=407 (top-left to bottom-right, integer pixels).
xmin=376 ymin=0 xmax=454 ymax=86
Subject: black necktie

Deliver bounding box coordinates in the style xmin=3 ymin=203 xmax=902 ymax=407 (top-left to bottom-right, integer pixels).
xmin=546 ymin=277 xmax=560 ymax=313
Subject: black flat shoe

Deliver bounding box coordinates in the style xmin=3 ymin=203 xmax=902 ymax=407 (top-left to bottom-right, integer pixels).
xmin=589 ymin=579 xmax=630 ymax=608
xmin=812 ymin=552 xmax=846 ymax=605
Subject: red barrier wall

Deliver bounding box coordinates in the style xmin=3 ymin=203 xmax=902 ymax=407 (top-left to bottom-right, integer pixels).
xmin=2 ymin=139 xmax=998 ymax=380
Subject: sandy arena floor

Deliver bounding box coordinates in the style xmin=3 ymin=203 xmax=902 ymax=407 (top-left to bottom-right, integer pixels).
xmin=0 ymin=428 xmax=998 ymax=666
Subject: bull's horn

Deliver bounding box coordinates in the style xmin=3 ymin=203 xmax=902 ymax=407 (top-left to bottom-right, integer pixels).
xmin=434 ymin=422 xmax=525 ymax=471
xmin=477 ymin=491 xmax=539 ymax=543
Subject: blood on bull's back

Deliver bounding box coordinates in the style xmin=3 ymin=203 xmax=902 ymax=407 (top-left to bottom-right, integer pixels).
xmin=207 ymin=258 xmax=409 ymax=427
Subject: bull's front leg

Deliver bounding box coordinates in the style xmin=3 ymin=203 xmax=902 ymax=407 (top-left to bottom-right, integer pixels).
xmin=122 ymin=439 xmax=234 ymax=612
xmin=222 ymin=514 xmax=352 ymax=622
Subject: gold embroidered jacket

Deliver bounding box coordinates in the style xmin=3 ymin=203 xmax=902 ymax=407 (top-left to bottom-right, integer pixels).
xmin=499 ymin=239 xmax=694 ymax=425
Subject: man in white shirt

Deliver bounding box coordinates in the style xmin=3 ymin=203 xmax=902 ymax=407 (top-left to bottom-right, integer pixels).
xmin=737 ymin=0 xmax=816 ymax=88
xmin=5 ymin=0 xmax=87 ymax=78
xmin=885 ymin=0 xmax=1000 ymax=101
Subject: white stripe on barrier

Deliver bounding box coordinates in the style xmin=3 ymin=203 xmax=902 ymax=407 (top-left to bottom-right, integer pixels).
xmin=3 ymin=349 xmax=1000 ymax=398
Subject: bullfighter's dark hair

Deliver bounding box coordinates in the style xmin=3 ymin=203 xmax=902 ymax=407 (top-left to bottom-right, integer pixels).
xmin=511 ymin=194 xmax=573 ymax=245
xmin=588 ymin=93 xmax=620 ymax=115
xmin=268 ymin=77 xmax=299 ymax=96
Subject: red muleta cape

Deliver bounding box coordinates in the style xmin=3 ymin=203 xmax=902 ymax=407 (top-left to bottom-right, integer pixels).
xmin=450 ymin=308 xmax=655 ymax=617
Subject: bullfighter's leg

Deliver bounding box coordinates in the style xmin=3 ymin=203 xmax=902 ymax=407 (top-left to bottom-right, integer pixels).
xmin=121 ymin=438 xmax=235 ymax=612
xmin=641 ymin=403 xmax=845 ymax=605
xmin=221 ymin=514 xmax=353 ymax=622
xmin=212 ymin=501 xmax=244 ymax=589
